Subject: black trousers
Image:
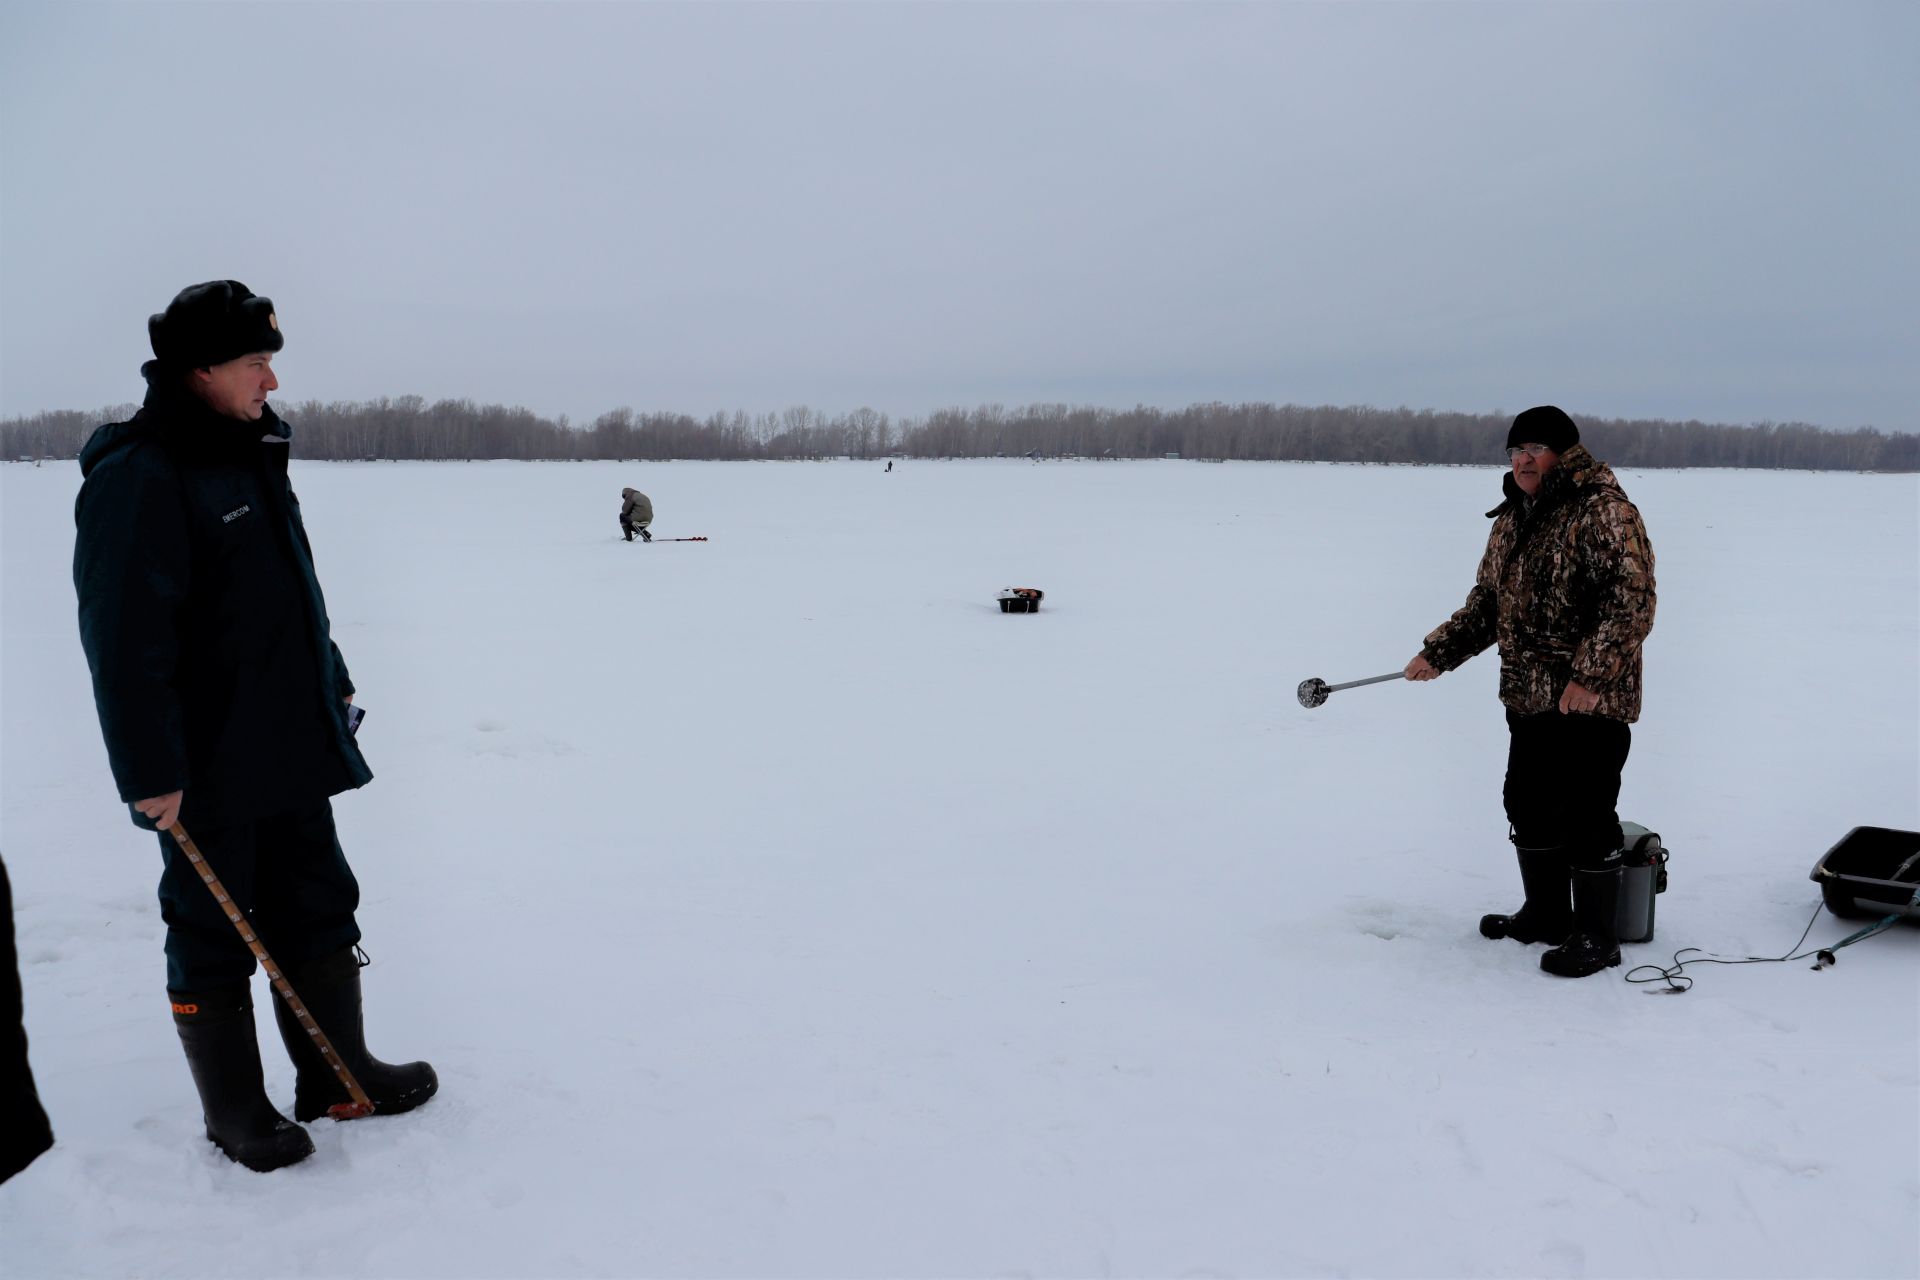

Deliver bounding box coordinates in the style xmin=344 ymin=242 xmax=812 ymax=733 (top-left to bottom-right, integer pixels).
xmin=156 ymin=800 xmax=362 ymax=994
xmin=2 ymin=854 xmax=55 ymax=1184
xmin=1503 ymin=710 xmax=1632 ymax=867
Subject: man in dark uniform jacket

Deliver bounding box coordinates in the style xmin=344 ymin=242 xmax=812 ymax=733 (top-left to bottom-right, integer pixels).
xmin=73 ymin=281 xmax=436 ymax=1172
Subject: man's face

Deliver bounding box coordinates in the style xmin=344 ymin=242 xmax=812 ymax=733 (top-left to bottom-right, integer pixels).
xmin=192 ymin=352 xmax=278 ymax=421
xmin=1509 ymin=442 xmax=1560 ymax=496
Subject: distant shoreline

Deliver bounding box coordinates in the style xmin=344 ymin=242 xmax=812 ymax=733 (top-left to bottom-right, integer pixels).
xmin=6 ymin=399 xmax=1913 ymax=472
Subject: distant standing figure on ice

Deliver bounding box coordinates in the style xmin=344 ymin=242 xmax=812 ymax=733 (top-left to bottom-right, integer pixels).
xmin=1405 ymin=405 xmax=1655 ymax=980
xmin=620 ymin=487 xmax=653 ymax=542
xmin=884 ymin=460 xmax=893 ymax=473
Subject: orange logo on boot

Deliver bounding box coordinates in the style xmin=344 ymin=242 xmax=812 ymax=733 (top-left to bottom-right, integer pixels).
xmin=170 ymin=1001 xmax=199 ymax=1015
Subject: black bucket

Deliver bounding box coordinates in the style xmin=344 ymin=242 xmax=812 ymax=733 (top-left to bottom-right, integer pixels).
xmin=1616 ymin=821 xmax=1667 ymax=944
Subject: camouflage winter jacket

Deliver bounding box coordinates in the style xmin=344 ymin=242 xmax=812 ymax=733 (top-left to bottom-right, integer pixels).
xmin=1421 ymin=444 xmax=1655 ymax=723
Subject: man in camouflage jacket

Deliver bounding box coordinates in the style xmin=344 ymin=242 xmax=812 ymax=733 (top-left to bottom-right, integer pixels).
xmin=1406 ymin=405 xmax=1655 ymax=978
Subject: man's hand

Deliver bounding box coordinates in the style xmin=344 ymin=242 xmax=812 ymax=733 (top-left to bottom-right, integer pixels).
xmin=1559 ymin=680 xmax=1601 ymax=714
xmin=135 ymin=790 xmax=184 ymax=830
xmin=1405 ymin=653 xmax=1440 ymax=682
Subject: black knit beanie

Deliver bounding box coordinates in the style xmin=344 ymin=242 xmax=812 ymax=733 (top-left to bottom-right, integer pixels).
xmin=1507 ymin=405 xmax=1578 ymax=453
xmin=148 ymin=280 xmax=283 ymax=370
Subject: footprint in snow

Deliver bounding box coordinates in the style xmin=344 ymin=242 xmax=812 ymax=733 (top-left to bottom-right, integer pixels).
xmin=1348 ymin=897 xmax=1414 ymax=941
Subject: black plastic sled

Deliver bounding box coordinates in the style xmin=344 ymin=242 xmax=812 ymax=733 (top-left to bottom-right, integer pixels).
xmin=1809 ymin=827 xmax=1920 ymax=921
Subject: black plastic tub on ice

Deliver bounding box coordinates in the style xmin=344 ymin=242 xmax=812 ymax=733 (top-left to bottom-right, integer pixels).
xmin=1808 ymin=826 xmax=1920 ymax=921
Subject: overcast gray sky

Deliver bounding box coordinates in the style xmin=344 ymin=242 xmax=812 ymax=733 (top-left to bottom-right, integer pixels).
xmin=3 ymin=1 xmax=1915 ymax=431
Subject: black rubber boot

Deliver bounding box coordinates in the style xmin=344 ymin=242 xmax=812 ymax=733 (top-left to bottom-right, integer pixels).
xmin=1479 ymin=846 xmax=1572 ymax=944
xmin=3 ymin=854 xmax=56 ymax=1186
xmin=0 ymin=1062 xmax=53 ymax=1187
xmin=1541 ymin=868 xmax=1624 ymax=977
xmin=173 ymin=990 xmax=314 ymax=1172
xmin=273 ymin=949 xmax=437 ymax=1122
xmin=640 ymin=528 xmax=652 ymax=542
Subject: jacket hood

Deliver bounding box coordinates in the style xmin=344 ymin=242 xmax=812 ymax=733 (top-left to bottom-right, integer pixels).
xmin=1540 ymin=444 xmax=1623 ymax=504
xmin=1552 ymin=443 xmax=1619 ymax=492
xmin=77 ymin=418 xmax=145 ymax=478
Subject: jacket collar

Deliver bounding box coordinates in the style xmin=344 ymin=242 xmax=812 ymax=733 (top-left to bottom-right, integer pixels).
xmin=138 ymin=365 xmax=291 ymax=460
xmin=1485 ymin=443 xmax=1604 ymax=519
xmin=1535 ymin=443 xmax=1600 ymax=503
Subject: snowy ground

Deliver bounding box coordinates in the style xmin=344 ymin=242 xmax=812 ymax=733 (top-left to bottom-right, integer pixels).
xmin=2 ymin=457 xmax=1916 ymax=1279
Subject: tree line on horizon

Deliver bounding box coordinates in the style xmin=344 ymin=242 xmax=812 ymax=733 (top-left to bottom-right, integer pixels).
xmin=4 ymin=396 xmax=1914 ymax=471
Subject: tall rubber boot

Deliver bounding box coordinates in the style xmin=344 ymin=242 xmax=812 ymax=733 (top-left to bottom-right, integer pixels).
xmin=1541 ymin=868 xmax=1624 ymax=977
xmin=172 ymin=989 xmax=314 ymax=1172
xmin=273 ymin=948 xmax=437 ymax=1122
xmin=1479 ymin=846 xmax=1572 ymax=944
xmin=3 ymin=853 xmax=55 ymax=1186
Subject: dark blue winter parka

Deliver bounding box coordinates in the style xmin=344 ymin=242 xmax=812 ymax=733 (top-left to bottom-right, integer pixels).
xmin=73 ymin=378 xmax=372 ymax=830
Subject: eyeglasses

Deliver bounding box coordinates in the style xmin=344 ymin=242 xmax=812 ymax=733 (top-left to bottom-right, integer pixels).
xmin=1506 ymin=443 xmax=1552 ymax=460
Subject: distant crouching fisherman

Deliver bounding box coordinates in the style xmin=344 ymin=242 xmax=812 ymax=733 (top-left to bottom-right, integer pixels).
xmin=620 ymin=486 xmax=653 ymax=541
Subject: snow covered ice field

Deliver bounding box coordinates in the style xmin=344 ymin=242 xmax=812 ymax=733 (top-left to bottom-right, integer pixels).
xmin=2 ymin=456 xmax=1916 ymax=1279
